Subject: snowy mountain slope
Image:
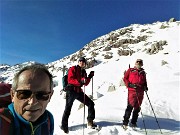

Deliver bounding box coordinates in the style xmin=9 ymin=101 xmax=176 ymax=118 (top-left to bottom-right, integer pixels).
xmin=48 ymin=52 xmax=180 ymax=135
xmin=0 ymin=19 xmax=179 ymax=83
xmin=0 ymin=19 xmax=180 ymax=134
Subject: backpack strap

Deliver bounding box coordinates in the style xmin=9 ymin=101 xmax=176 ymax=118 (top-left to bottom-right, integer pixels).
xmin=0 ymin=108 xmax=14 ymax=135
xmin=41 ymin=113 xmax=52 ymax=135
xmin=47 ymin=116 xmax=50 ymax=132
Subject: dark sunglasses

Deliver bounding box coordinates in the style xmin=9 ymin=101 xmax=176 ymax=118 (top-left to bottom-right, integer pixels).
xmin=15 ymin=90 xmax=51 ymax=101
xmin=136 ymin=61 xmax=143 ymax=64
xmin=79 ymin=60 xmax=86 ymax=63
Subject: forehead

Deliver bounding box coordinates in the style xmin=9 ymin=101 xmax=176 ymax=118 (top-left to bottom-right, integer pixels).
xmin=17 ymin=70 xmax=50 ymax=90
xmin=136 ymin=59 xmax=142 ymax=62
xmin=19 ymin=70 xmax=48 ymax=79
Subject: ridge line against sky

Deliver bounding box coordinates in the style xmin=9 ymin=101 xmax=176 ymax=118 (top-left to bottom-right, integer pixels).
xmin=0 ymin=0 xmax=180 ymax=65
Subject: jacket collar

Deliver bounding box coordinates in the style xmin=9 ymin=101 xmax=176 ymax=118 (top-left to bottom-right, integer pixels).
xmin=8 ymin=103 xmax=48 ymax=129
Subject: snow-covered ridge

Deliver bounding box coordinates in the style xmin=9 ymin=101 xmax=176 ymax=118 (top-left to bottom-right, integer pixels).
xmin=0 ymin=19 xmax=179 ymax=83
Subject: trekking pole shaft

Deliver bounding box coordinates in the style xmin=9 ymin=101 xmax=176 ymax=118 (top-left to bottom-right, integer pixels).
xmin=83 ymin=85 xmax=86 ymax=135
xmin=92 ymin=77 xmax=93 ymax=99
xmin=135 ymin=89 xmax=147 ymax=135
xmin=145 ymin=91 xmax=163 ymax=134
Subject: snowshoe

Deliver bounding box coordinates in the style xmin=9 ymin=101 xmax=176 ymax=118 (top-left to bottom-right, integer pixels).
xmin=129 ymin=123 xmax=137 ymax=128
xmin=87 ymin=120 xmax=97 ymax=129
xmin=60 ymin=125 xmax=69 ymax=134
xmin=122 ymin=124 xmax=128 ymax=130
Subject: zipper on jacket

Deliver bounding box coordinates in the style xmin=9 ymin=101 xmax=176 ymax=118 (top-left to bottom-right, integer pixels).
xmin=29 ymin=122 xmax=39 ymax=135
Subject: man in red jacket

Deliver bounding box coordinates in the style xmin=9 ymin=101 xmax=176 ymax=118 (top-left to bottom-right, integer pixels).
xmin=122 ymin=59 xmax=148 ymax=129
xmin=61 ymin=57 xmax=96 ymax=133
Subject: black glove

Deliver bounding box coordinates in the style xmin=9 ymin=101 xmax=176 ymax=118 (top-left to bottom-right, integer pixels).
xmin=80 ymin=78 xmax=86 ymax=87
xmin=144 ymin=86 xmax=148 ymax=92
xmin=128 ymin=83 xmax=137 ymax=89
xmin=80 ymin=82 xmax=84 ymax=87
xmin=88 ymin=71 xmax=94 ymax=79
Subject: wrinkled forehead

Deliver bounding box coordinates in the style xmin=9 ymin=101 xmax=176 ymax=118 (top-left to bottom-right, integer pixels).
xmin=17 ymin=70 xmax=50 ymax=89
xmin=19 ymin=70 xmax=48 ymax=80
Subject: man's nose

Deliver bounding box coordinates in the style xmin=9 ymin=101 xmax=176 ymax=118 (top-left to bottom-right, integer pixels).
xmin=28 ymin=94 xmax=38 ymax=104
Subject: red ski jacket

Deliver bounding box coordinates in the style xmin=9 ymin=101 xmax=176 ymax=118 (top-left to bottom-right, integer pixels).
xmin=124 ymin=67 xmax=147 ymax=92
xmin=67 ymin=65 xmax=91 ymax=92
xmin=123 ymin=67 xmax=148 ymax=109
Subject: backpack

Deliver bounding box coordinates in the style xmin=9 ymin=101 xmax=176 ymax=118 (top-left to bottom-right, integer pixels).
xmin=0 ymin=108 xmax=14 ymax=135
xmin=0 ymin=83 xmax=15 ymax=134
xmin=0 ymin=83 xmax=12 ymax=108
xmin=62 ymin=66 xmax=77 ymax=91
xmin=122 ymin=64 xmax=131 ymax=85
xmin=62 ymin=70 xmax=69 ymax=91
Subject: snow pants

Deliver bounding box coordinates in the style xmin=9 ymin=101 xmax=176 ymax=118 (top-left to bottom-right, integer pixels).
xmin=128 ymin=90 xmax=144 ymax=109
xmin=123 ymin=90 xmax=143 ymax=125
xmin=61 ymin=89 xmax=95 ymax=128
xmin=123 ymin=104 xmax=140 ymax=125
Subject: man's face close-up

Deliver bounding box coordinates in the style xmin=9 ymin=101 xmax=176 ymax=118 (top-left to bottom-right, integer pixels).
xmin=11 ymin=70 xmax=53 ymax=122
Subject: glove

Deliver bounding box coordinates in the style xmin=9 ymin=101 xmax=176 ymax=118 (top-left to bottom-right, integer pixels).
xmin=88 ymin=71 xmax=94 ymax=79
xmin=144 ymin=86 xmax=148 ymax=92
xmin=80 ymin=78 xmax=86 ymax=86
xmin=128 ymin=83 xmax=137 ymax=89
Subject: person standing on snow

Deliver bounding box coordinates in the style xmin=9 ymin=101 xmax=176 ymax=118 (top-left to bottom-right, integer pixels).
xmin=61 ymin=57 xmax=96 ymax=134
xmin=122 ymin=59 xmax=148 ymax=128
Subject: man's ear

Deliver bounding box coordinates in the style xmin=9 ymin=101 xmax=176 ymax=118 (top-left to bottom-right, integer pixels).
xmin=10 ymin=88 xmax=15 ymax=102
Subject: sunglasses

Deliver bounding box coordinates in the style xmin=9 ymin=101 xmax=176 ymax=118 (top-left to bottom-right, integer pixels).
xmin=15 ymin=90 xmax=51 ymax=101
xmin=79 ymin=60 xmax=86 ymax=63
xmin=136 ymin=61 xmax=143 ymax=64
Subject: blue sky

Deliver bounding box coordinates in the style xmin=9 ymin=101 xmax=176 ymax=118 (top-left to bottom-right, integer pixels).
xmin=0 ymin=0 xmax=179 ymax=65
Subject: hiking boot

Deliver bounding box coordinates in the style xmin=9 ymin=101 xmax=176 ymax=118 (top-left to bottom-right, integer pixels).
xmin=122 ymin=124 xmax=128 ymax=130
xmin=60 ymin=125 xmax=69 ymax=133
xmin=87 ymin=120 xmax=97 ymax=129
xmin=129 ymin=123 xmax=137 ymax=128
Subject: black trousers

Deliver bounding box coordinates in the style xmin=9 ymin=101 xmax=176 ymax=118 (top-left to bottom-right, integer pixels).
xmin=123 ymin=104 xmax=140 ymax=125
xmin=61 ymin=90 xmax=95 ymax=128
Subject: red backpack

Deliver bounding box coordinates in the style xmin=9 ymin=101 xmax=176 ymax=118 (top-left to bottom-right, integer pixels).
xmin=0 ymin=83 xmax=13 ymax=134
xmin=0 ymin=83 xmax=12 ymax=108
xmin=0 ymin=108 xmax=14 ymax=135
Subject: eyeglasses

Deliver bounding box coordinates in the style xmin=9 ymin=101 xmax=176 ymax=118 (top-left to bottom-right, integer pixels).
xmin=136 ymin=61 xmax=143 ymax=64
xmin=79 ymin=60 xmax=86 ymax=63
xmin=15 ymin=90 xmax=51 ymax=101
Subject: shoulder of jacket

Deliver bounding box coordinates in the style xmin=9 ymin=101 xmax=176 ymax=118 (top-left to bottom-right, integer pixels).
xmin=129 ymin=68 xmax=137 ymax=72
xmin=143 ymin=70 xmax=147 ymax=75
xmin=69 ymin=66 xmax=76 ymax=71
xmin=46 ymin=110 xmax=54 ymax=132
xmin=47 ymin=110 xmax=54 ymax=120
xmin=140 ymin=68 xmax=146 ymax=73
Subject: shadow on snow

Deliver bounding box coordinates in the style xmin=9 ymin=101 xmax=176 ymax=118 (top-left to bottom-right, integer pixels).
xmin=69 ymin=115 xmax=179 ymax=134
xmin=137 ymin=115 xmax=179 ymax=133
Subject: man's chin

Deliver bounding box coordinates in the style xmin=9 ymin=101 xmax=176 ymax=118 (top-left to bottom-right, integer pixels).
xmin=23 ymin=110 xmax=41 ymax=122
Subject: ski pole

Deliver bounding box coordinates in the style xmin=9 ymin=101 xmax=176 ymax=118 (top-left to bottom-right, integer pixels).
xmin=92 ymin=77 xmax=93 ymax=99
xmin=83 ymin=85 xmax=86 ymax=135
xmin=135 ymin=89 xmax=147 ymax=135
xmin=145 ymin=91 xmax=163 ymax=134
